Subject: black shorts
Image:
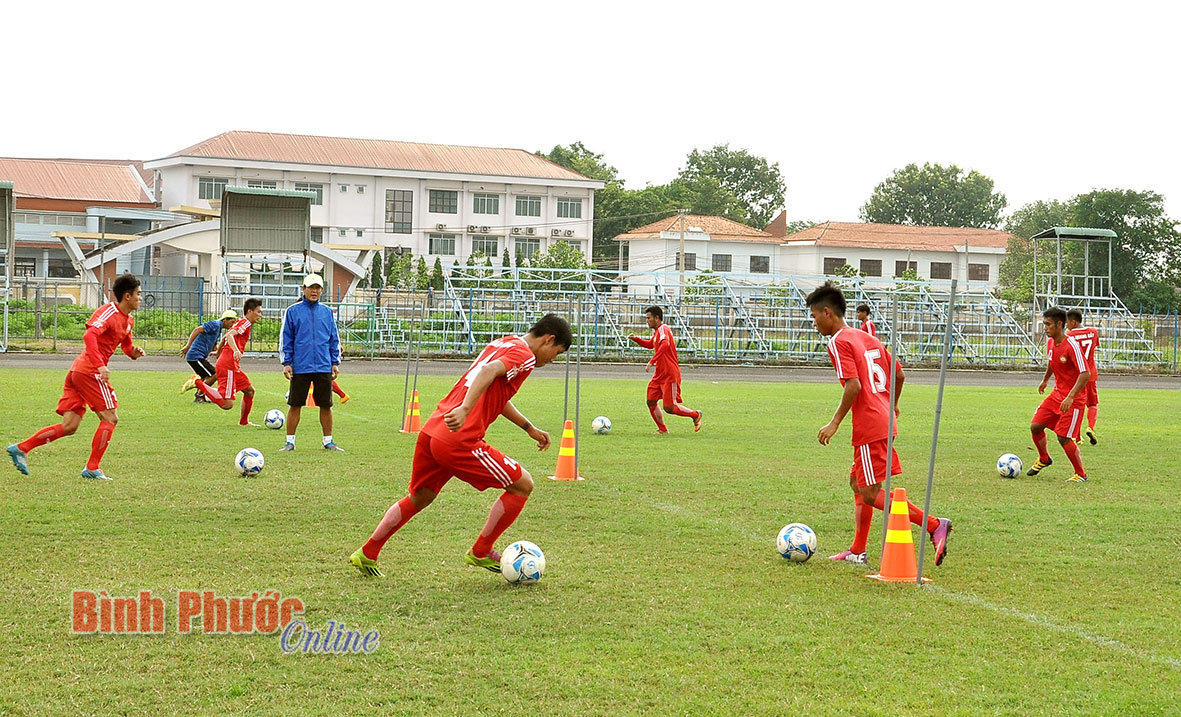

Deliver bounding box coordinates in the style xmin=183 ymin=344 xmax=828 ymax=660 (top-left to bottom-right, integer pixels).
xmin=187 ymin=358 xmax=216 ymax=379
xmin=288 ymin=372 xmax=333 ymax=408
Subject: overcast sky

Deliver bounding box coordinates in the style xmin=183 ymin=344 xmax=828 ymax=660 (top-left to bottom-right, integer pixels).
xmin=3 ymin=1 xmax=1178 ymax=226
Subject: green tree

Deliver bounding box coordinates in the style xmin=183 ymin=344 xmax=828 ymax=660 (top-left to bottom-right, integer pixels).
xmin=678 ymin=144 xmax=786 ymax=228
xmin=860 ymin=162 xmax=1007 ymax=229
xmin=534 ymin=241 xmax=590 ymax=270
xmin=536 ymin=142 xmax=619 ymax=183
xmin=998 ymin=200 xmax=1070 ymax=302
xmin=784 ymin=219 xmax=819 ymax=236
xmin=414 ymin=257 xmax=430 ymax=290
xmin=430 ymin=257 xmax=445 ymax=290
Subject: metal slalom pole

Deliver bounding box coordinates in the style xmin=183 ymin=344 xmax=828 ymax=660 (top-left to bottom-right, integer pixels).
xmin=410 ymin=294 xmax=426 ymax=403
xmin=574 ymin=295 xmax=582 ymax=478
xmin=915 ymin=279 xmax=957 ymax=584
xmin=400 ymin=298 xmax=418 ymax=429
xmin=877 ymin=292 xmax=900 ymax=561
xmin=561 ymin=296 xmax=571 ymax=422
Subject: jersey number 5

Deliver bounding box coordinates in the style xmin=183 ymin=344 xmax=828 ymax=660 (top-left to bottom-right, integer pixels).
xmin=863 ymin=349 xmax=887 ymax=394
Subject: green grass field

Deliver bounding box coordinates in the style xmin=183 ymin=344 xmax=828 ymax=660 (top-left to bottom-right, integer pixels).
xmin=1 ymin=366 xmax=1179 ymax=715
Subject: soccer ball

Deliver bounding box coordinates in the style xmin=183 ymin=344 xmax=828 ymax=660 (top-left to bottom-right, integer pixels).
xmin=997 ymin=453 xmax=1023 ymax=479
xmin=777 ymin=523 xmax=817 ymax=563
xmin=235 ymin=448 xmax=265 ymax=477
xmin=264 ymin=409 xmax=285 ymax=430
xmin=501 ymin=540 xmax=545 ymax=584
xmin=591 ymin=416 xmax=612 ymax=434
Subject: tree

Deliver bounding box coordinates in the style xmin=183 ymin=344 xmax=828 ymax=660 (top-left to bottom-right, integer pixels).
xmin=534 ymin=241 xmax=590 ymax=270
xmin=536 ymin=142 xmax=619 ymax=183
xmin=784 ymin=219 xmax=819 ymax=236
xmin=414 ymin=257 xmax=430 ymax=290
xmin=678 ymin=144 xmax=786 ymax=228
xmin=430 ymin=258 xmax=445 ymax=290
xmin=998 ymin=200 xmax=1070 ymax=302
xmin=860 ymin=162 xmax=1007 ymax=229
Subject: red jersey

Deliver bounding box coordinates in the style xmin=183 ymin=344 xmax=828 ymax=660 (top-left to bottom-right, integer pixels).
xmin=423 ymin=336 xmax=537 ymax=446
xmin=217 ymin=318 xmax=254 ymax=362
xmin=69 ymin=302 xmax=135 ymax=374
xmin=826 ymin=327 xmax=898 ymax=446
xmin=860 ymin=320 xmax=877 ymax=338
xmin=632 ymin=323 xmax=681 ymax=383
xmin=1067 ymin=327 xmax=1099 ymax=380
xmin=1046 ymin=335 xmax=1088 ymax=406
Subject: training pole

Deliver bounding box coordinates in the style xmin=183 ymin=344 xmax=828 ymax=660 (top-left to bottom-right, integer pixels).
xmin=410 ymin=295 xmax=426 ymax=404
xmin=877 ymin=292 xmax=900 ymax=561
xmin=574 ymin=296 xmax=582 ymax=478
xmin=915 ymin=279 xmax=957 ymax=584
xmin=561 ymin=296 xmax=572 ymax=422
xmin=400 ymin=298 xmax=419 ymax=426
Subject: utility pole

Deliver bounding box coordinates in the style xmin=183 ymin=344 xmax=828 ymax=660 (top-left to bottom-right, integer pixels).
xmin=678 ymin=208 xmax=688 ymax=290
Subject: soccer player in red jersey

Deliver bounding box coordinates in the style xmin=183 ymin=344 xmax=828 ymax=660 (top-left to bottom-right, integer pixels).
xmin=349 ymin=314 xmax=572 ymax=578
xmin=7 ymin=274 xmax=145 ymax=480
xmin=194 ymin=298 xmax=263 ymax=426
xmin=1028 ymin=307 xmax=1091 ymax=482
xmin=1066 ymin=308 xmax=1099 ymax=445
xmin=627 ymin=306 xmax=703 ymax=434
xmin=806 ymin=283 xmax=952 ymax=566
xmin=856 ymin=303 xmax=877 ymax=338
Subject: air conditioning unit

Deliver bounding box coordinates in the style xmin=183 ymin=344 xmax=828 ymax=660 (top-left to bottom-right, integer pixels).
xmin=551 ymin=229 xmax=561 ymax=237
xmin=564 ymin=230 xmax=574 ymax=237
xmin=511 ymin=227 xmax=522 ymax=235
xmin=435 ymin=223 xmax=447 ymax=231
xmin=479 ymin=226 xmax=490 ymax=233
xmin=525 ymin=227 xmax=536 ymax=236
xmin=467 ymin=225 xmax=478 ymax=233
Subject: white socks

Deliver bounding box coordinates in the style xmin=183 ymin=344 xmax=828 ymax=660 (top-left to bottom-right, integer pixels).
xmin=322 ymin=435 xmax=333 ymax=446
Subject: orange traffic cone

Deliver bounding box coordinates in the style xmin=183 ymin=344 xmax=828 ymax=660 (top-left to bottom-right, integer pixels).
xmin=867 ymin=487 xmax=931 ymax=583
xmin=399 ymin=389 xmax=422 ymax=434
xmin=547 ymin=419 xmax=583 ymax=481
xmin=306 ymin=386 xmax=317 ymax=408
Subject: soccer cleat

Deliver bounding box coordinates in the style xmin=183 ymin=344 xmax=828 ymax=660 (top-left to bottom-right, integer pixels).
xmin=7 ymin=444 xmax=30 ymax=475
xmin=693 ymin=410 xmax=704 ymax=433
xmin=193 ymin=393 xmax=209 ymax=403
xmin=180 ymin=375 xmax=197 ymax=393
xmin=931 ymin=518 xmax=952 ymax=566
xmin=1026 ymin=458 xmax=1052 ymax=476
xmin=1086 ymin=428 xmax=1097 ymax=445
xmin=280 ymin=443 xmax=295 ymax=452
xmin=349 ymin=548 xmax=384 ymax=577
xmin=80 ymin=468 xmax=112 ymax=481
xmin=323 ymin=442 xmax=345 ymax=452
xmin=240 ymin=421 xmax=261 ymax=427
xmin=656 ymin=429 xmax=669 ymax=436
xmin=1066 ymin=473 xmax=1089 ymax=483
xmin=340 ymin=393 xmax=351 ymax=404
xmin=464 ymin=549 xmax=502 ymax=573
xmin=828 ymin=549 xmax=868 ymax=564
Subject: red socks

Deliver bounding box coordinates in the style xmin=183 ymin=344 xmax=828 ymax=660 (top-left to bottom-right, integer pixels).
xmin=1032 ymin=429 xmax=1051 ymax=463
xmin=239 ymin=394 xmax=254 ymax=425
xmin=872 ymin=490 xmax=939 ymax=534
xmin=195 ymin=379 xmax=228 ymax=408
xmin=86 ymin=421 xmax=115 ymax=471
xmin=648 ymin=404 xmax=667 ymax=432
xmin=473 ymin=492 xmax=528 ymax=557
xmin=1087 ymin=406 xmax=1098 ymax=430
xmin=332 ymin=381 xmax=346 ymax=398
xmin=666 ymin=403 xmax=698 ymax=419
xmin=363 ymin=496 xmax=422 ymax=560
xmin=1062 ymin=440 xmax=1087 ymax=477
xmin=850 ymin=494 xmax=873 ymax=554
xmin=18 ymin=424 xmax=66 ymax=454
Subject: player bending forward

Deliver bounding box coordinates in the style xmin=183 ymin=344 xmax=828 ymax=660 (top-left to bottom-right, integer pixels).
xmin=7 ymin=274 xmax=145 ymax=480
xmin=627 ymin=306 xmax=703 ymax=434
xmin=1065 ymin=309 xmax=1099 ymax=445
xmin=1027 ymin=307 xmax=1091 ymax=482
xmin=194 ymin=298 xmax=263 ymax=426
xmin=349 ymin=314 xmax=571 ymax=577
xmin=806 ymin=283 xmax=952 ymax=566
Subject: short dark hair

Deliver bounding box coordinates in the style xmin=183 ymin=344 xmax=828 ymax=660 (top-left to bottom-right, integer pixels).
xmin=528 ymin=313 xmax=573 ymax=349
xmin=856 ymin=303 xmax=871 ymax=315
xmin=1066 ymin=308 xmax=1083 ymax=323
xmin=645 ymin=306 xmax=664 ymax=320
xmin=805 ymin=282 xmax=846 ymax=317
xmin=1043 ymin=307 xmax=1067 ymax=325
xmin=112 ymin=274 xmax=140 ymax=302
xmin=243 ymin=298 xmax=263 ymax=313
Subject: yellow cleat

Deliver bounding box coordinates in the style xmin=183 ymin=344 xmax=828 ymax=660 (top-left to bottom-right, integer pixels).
xmin=1026 ymin=458 xmax=1052 ymax=476
xmin=349 ymin=548 xmax=383 ymax=577
xmin=180 ymin=375 xmax=198 ymax=393
xmin=340 ymin=393 xmax=351 ymax=404
xmin=1066 ymin=473 xmax=1089 ymax=483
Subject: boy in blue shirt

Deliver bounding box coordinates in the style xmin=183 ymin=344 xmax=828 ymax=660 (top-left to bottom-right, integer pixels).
xmin=180 ymin=310 xmax=237 ymax=402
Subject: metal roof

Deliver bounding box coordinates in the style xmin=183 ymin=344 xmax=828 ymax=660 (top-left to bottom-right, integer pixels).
xmin=1031 ymin=227 xmax=1118 ymax=240
xmin=0 ymin=158 xmax=153 ymax=204
xmin=0 ymin=180 xmax=12 ymax=190
xmin=224 ymin=185 xmax=319 ymax=199
xmin=784 ymin=222 xmax=1012 ymax=250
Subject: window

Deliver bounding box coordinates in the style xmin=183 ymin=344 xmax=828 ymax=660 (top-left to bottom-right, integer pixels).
xmin=859 ymin=259 xmax=883 ymax=277
xmin=895 ymin=260 xmax=918 ymax=276
xmin=750 ymin=255 xmax=770 ymax=273
xmin=198 ymin=177 xmax=229 ymax=200
xmin=247 ymin=179 xmax=277 ymax=189
xmin=385 ymin=189 xmax=412 ymax=233
xmin=294 ymin=182 xmax=324 ymax=205
xmin=309 ymin=227 xmax=324 ymax=243
xmin=339 ymin=184 xmax=350 ymax=193
xmin=556 ymin=198 xmax=582 ymax=219
xmin=356 ymin=229 xmax=364 ymax=238
xmin=676 ymin=252 xmax=696 ymax=271
xmin=356 ymin=185 xmax=366 ymax=194
xmin=515 ymin=237 xmax=541 ymax=261
xmin=712 ymin=254 xmax=732 ymax=272
xmin=339 ymin=228 xmax=347 ymax=237
xmin=429 ymin=233 xmax=456 ymax=255
xmin=823 ymin=257 xmax=847 ymax=275
xmin=14 ymin=258 xmax=35 ymax=277
xmin=429 ymin=189 xmax=458 ymax=214
xmin=471 ymin=235 xmax=499 ymax=256
xmin=969 ymin=263 xmax=990 ymax=281
xmin=472 ymin=193 xmax=500 ymax=215
xmin=930 ymin=261 xmax=952 ymax=280
xmin=49 ymin=259 xmax=77 ymax=278
xmin=515 ymin=195 xmax=542 ymax=217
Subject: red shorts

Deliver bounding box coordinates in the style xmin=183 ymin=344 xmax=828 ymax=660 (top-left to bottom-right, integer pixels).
xmin=1084 ymin=380 xmax=1098 ymax=407
xmin=1033 ymin=397 xmax=1085 ymax=440
xmin=646 ymin=377 xmax=683 ymax=405
xmin=409 ymin=432 xmax=524 ymax=495
xmin=215 ymin=360 xmax=251 ymax=401
xmin=56 ymin=370 xmax=118 ymax=416
xmin=850 ymin=439 xmax=902 ymax=488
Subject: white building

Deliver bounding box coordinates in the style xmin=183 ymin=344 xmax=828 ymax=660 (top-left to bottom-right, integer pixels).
xmin=144 ymin=131 xmax=603 ymax=274
xmin=614 ymin=214 xmax=784 ymax=276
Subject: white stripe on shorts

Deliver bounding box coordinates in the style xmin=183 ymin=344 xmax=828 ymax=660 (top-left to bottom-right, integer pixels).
xmin=862 ymin=443 xmax=878 ymax=486
xmin=472 ymin=448 xmax=511 ymax=487
xmin=1068 ymin=408 xmax=1081 ymax=439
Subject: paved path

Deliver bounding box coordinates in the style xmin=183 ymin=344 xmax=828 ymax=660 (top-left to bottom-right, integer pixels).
xmin=2 ymin=353 xmax=1178 ymax=390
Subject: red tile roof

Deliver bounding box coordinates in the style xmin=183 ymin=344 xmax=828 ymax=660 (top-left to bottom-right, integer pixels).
xmin=763 ymin=210 xmax=788 ymax=237
xmin=44 ymin=158 xmax=154 ymax=189
xmin=784 ymin=222 xmax=1012 ymax=250
xmin=0 ymin=158 xmax=153 ymax=204
xmin=614 ymin=214 xmax=779 ymax=243
xmin=163 ymin=131 xmax=596 ymax=182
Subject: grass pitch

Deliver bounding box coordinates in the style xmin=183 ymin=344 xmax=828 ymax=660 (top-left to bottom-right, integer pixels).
xmin=1 ymin=365 xmax=1179 ymax=715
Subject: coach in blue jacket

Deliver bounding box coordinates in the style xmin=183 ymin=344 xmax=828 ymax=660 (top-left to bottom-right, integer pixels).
xmin=280 ymin=274 xmax=344 ymax=452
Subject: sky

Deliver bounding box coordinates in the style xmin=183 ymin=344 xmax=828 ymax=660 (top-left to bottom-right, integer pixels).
xmin=3 ymin=1 xmax=1179 ymax=227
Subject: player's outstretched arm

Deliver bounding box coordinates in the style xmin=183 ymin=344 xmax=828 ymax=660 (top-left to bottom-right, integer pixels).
xmin=818 ymin=377 xmax=860 ymax=446
xmin=629 ymin=334 xmax=654 ymax=349
xmin=501 ymin=401 xmax=550 ymax=450
xmin=180 ymin=326 xmax=203 ymax=356
xmin=444 ymin=360 xmax=507 ymax=431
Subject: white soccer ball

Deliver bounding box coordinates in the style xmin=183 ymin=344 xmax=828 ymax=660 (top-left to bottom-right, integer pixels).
xmin=236 ymin=448 xmax=265 ymax=477
xmin=264 ymin=409 xmax=285 ymax=430
xmin=591 ymin=416 xmax=612 ymax=434
xmin=997 ymin=453 xmax=1023 ymax=479
xmin=501 ymin=540 xmax=546 ymax=584
xmin=777 ymin=523 xmax=817 ymax=563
